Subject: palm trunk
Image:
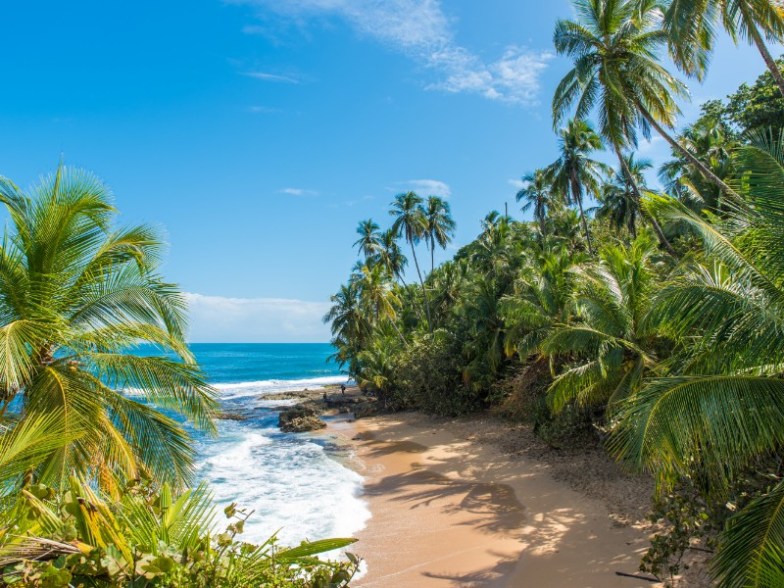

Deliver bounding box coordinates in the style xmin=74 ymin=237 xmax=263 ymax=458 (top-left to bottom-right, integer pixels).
xmin=431 ymin=240 xmax=435 ymax=275
xmin=613 ymin=144 xmax=676 ymax=255
xmin=408 ymin=236 xmax=432 ymax=331
xmin=389 ymin=318 xmax=407 ymax=346
xmin=637 ymin=103 xmax=743 ymax=204
xmin=741 ymin=3 xmax=784 ymax=98
xmin=571 ymin=171 xmax=595 ymax=255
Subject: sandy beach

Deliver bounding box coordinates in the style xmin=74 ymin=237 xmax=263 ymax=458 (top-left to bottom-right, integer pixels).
xmin=328 ymin=411 xmax=660 ymax=588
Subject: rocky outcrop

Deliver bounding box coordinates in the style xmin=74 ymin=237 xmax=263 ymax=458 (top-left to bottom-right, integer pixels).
xmin=278 ymin=405 xmax=327 ymax=433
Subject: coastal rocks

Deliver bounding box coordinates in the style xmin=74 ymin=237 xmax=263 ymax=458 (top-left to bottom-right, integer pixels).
xmin=278 ymin=405 xmax=327 ymax=433
xmin=215 ymin=411 xmax=248 ymax=421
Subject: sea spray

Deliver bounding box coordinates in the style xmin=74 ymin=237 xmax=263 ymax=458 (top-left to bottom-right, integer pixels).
xmin=179 ymin=344 xmax=368 ymax=546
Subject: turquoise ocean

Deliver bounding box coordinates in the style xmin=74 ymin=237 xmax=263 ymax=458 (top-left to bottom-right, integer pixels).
xmin=183 ymin=343 xmax=369 ymax=545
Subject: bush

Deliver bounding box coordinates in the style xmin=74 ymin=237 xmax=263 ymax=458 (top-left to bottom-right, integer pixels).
xmin=393 ymin=331 xmax=482 ymax=416
xmin=0 ymin=478 xmax=358 ymax=587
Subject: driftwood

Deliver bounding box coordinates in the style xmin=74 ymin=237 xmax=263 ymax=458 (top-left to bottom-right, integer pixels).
xmin=615 ymin=571 xmax=660 ymax=583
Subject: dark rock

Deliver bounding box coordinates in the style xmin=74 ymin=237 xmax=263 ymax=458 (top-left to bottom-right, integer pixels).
xmin=278 ymin=405 xmax=327 ymax=433
xmin=215 ymin=411 xmax=248 ymax=421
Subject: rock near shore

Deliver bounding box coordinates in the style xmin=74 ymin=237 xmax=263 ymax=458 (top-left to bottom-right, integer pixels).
xmin=278 ymin=405 xmax=327 ymax=433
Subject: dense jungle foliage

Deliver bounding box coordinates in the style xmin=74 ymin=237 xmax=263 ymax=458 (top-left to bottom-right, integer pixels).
xmin=325 ymin=0 xmax=784 ymax=583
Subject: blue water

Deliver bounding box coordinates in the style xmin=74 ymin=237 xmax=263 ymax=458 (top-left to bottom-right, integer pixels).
xmin=181 ymin=344 xmax=368 ymax=545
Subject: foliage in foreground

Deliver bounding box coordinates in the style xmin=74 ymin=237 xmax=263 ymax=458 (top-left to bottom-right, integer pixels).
xmin=0 ymin=171 xmax=358 ymax=587
xmin=0 ymin=477 xmax=357 ymax=587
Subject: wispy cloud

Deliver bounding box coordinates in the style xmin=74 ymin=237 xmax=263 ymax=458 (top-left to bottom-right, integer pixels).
xmin=232 ymin=0 xmax=551 ymax=104
xmin=280 ymin=187 xmax=320 ymax=196
xmin=507 ymin=178 xmax=525 ymax=190
xmin=398 ymin=178 xmax=451 ymax=198
xmin=248 ymin=105 xmax=281 ymax=114
xmin=244 ymin=71 xmax=301 ymax=83
xmin=185 ymin=293 xmax=331 ymax=342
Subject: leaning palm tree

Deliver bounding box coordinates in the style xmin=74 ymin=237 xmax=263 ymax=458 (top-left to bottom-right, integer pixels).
xmin=353 ymin=218 xmax=382 ymax=259
xmin=390 ymin=192 xmax=431 ymax=329
xmin=552 ymin=0 xmax=741 ymax=206
xmin=610 ymin=135 xmax=784 ymax=586
xmin=547 ymin=119 xmax=606 ymax=255
xmin=663 ymin=0 xmax=784 ymax=97
xmin=516 ymin=168 xmax=556 ymax=239
xmin=0 ymin=166 xmax=217 ymax=491
xmin=423 ymin=196 xmax=456 ymax=273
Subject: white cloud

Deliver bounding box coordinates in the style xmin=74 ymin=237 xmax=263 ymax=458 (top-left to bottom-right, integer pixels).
xmin=508 ymin=178 xmax=525 ymax=190
xmin=280 ymin=187 xmax=319 ymax=196
xmin=232 ymin=0 xmax=551 ymax=104
xmin=244 ymin=71 xmax=301 ymax=83
xmin=248 ymin=105 xmax=281 ymax=114
xmin=185 ymin=293 xmax=331 ymax=343
xmin=400 ymin=178 xmax=451 ymax=197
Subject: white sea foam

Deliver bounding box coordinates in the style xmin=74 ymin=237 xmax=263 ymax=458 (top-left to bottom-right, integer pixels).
xmin=212 ymin=376 xmax=349 ymax=400
xmin=194 ymin=380 xmax=369 ymax=548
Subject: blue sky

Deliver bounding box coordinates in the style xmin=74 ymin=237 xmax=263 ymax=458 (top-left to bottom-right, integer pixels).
xmin=0 ymin=1 xmax=776 ymax=342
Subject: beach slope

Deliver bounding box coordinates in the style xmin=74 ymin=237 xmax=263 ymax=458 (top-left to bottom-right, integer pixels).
xmin=336 ymin=413 xmax=654 ymax=588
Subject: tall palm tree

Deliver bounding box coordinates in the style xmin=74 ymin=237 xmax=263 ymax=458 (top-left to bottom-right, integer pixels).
xmin=547 ymin=119 xmax=606 ymax=255
xmin=0 ymin=166 xmax=216 ymax=490
xmin=663 ymin=0 xmax=784 ymax=97
xmin=390 ymin=192 xmax=431 ymax=329
xmin=552 ymin=0 xmax=741 ymax=205
xmin=353 ymin=219 xmax=381 ymax=259
xmin=610 ymin=136 xmax=784 ymax=586
xmin=597 ymin=154 xmax=653 ymax=238
xmin=377 ymin=228 xmax=408 ymax=286
xmin=516 ymin=168 xmax=556 ymax=239
xmin=423 ymin=196 xmax=456 ymax=273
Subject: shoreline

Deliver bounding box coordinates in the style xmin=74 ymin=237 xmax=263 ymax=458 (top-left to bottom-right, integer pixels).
xmin=323 ymin=410 xmax=660 ymax=587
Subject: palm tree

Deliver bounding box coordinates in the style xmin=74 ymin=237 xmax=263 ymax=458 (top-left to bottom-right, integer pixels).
xmin=324 ymin=281 xmax=368 ymax=378
xmin=516 ymin=168 xmax=556 ymax=239
xmin=659 ymin=107 xmax=738 ymax=215
xmin=377 ymin=228 xmax=408 ymax=286
xmin=597 ymin=154 xmax=653 ymax=238
xmin=423 ymin=196 xmax=456 ymax=273
xmin=663 ymin=0 xmax=784 ymax=97
xmin=500 ymin=244 xmax=582 ymax=360
xmin=356 ymin=264 xmax=406 ymax=345
xmin=353 ymin=219 xmax=381 ymax=259
xmin=0 ymin=166 xmax=216 ymax=490
xmin=390 ymin=192 xmax=431 ymax=329
xmin=552 ymin=0 xmax=741 ymax=204
xmin=610 ymin=136 xmax=784 ymax=585
xmin=542 ymin=233 xmax=662 ymax=413
xmin=547 ymin=119 xmax=606 ymax=255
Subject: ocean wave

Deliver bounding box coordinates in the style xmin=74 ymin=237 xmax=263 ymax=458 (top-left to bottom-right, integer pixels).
xmin=195 ymin=422 xmax=369 ymax=546
xmin=212 ymin=376 xmax=350 ymax=399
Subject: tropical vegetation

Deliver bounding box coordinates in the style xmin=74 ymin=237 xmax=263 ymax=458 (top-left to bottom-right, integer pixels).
xmin=325 ymin=0 xmax=784 ymax=584
xmin=0 ymin=170 xmax=355 ymax=586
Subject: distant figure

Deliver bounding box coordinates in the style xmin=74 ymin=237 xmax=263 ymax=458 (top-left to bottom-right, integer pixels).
xmin=340 ymin=384 xmax=346 ymax=395
xmin=323 ymin=391 xmax=328 ymax=401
